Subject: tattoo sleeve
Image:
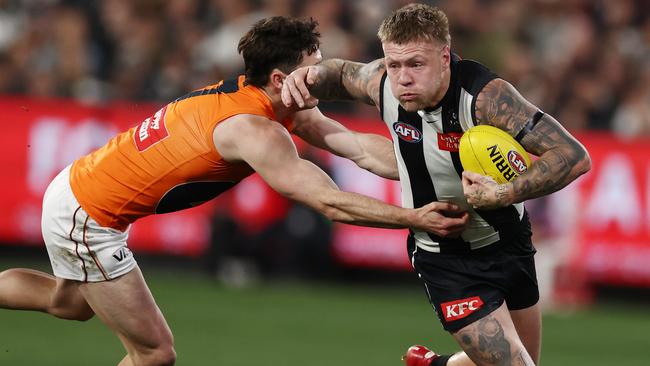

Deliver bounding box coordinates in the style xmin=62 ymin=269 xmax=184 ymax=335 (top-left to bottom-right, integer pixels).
xmin=474 ymin=78 xmax=591 ymax=203
xmin=310 ymin=58 xmax=385 ymax=106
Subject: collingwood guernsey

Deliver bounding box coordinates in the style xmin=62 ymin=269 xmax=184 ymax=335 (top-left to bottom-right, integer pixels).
xmin=380 ymin=54 xmax=531 ymax=253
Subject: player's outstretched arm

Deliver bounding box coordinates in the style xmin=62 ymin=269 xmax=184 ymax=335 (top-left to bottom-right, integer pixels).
xmin=293 ymin=108 xmax=399 ymax=180
xmin=468 ymin=78 xmax=591 ymax=208
xmin=281 ymin=58 xmax=385 ymax=108
xmin=213 ymin=115 xmax=468 ymax=235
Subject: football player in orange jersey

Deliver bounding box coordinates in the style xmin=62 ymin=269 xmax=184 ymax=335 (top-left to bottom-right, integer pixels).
xmin=0 ymin=16 xmax=470 ymax=366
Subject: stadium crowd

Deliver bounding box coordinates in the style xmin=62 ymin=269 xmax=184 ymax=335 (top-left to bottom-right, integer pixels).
xmin=0 ymin=0 xmax=648 ymax=136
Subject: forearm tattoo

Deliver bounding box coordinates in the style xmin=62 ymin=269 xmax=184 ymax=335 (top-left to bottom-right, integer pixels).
xmin=310 ymin=59 xmax=385 ymax=105
xmin=309 ymin=59 xmax=353 ymax=101
xmin=457 ymin=316 xmax=535 ymax=366
xmin=475 ymin=79 xmax=589 ymax=203
xmin=495 ymin=184 xmax=512 ymax=206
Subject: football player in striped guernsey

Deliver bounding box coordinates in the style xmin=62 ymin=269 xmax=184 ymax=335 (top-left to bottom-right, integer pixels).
xmin=282 ymin=3 xmax=590 ymax=366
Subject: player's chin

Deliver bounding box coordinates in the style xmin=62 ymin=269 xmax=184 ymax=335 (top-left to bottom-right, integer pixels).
xmin=399 ymin=99 xmax=426 ymax=112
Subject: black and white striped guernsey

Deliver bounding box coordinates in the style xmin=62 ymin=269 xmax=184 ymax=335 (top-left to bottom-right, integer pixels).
xmin=379 ymin=54 xmax=530 ymax=253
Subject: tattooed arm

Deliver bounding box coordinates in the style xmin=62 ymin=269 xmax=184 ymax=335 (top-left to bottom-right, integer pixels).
xmin=462 ymin=78 xmax=591 ymax=209
xmin=281 ymin=58 xmax=386 ymax=108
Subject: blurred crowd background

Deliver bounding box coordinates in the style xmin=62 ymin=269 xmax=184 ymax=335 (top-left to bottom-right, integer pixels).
xmin=1 ymin=0 xmax=649 ymax=136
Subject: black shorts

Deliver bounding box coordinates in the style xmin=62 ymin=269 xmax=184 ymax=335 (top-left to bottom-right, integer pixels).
xmin=407 ymin=233 xmax=539 ymax=333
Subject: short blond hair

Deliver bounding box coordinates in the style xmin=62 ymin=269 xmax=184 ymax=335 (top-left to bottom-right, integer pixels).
xmin=377 ymin=3 xmax=451 ymax=45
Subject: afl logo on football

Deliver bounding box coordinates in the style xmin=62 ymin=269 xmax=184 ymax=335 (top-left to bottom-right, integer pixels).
xmin=393 ymin=122 xmax=422 ymax=143
xmin=507 ymin=150 xmax=528 ymax=174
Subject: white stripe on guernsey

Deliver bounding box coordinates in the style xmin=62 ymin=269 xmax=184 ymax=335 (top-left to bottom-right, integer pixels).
xmin=411 ymin=243 xmax=417 ymax=271
xmin=414 ymin=108 xmax=451 ymax=249
xmin=514 ymin=202 xmax=525 ymax=219
xmin=418 ymin=109 xmax=500 ymax=249
xmin=382 ymin=81 xmax=414 ymax=210
xmin=459 ymin=88 xmax=475 ymax=132
xmin=418 ymin=108 xmax=459 ymax=205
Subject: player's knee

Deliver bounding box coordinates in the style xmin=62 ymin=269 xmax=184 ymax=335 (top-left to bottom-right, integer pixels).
xmin=0 ymin=268 xmax=27 ymax=282
xmin=157 ymin=346 xmax=177 ymax=366
xmin=70 ymin=308 xmax=95 ymax=322
xmin=143 ymin=345 xmax=176 ymax=366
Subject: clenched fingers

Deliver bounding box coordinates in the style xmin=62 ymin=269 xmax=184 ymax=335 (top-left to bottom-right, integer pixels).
xmin=282 ymin=75 xmax=307 ymax=108
xmin=440 ymin=212 xmax=469 ymax=234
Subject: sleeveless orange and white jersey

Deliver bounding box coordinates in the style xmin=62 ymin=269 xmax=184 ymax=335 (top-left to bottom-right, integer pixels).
xmin=69 ymin=76 xmax=293 ymax=231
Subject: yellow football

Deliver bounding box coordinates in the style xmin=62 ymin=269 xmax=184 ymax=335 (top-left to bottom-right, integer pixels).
xmin=459 ymin=125 xmax=531 ymax=184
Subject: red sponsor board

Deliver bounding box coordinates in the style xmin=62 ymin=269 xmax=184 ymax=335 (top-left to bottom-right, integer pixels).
xmin=568 ymin=133 xmax=650 ymax=286
xmin=0 ymin=96 xmax=288 ymax=256
xmin=2 ymin=96 xmax=650 ymax=288
xmin=324 ymin=153 xmax=408 ymax=270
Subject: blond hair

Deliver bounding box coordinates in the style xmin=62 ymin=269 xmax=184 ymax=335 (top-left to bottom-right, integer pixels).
xmin=377 ymin=3 xmax=451 ymax=45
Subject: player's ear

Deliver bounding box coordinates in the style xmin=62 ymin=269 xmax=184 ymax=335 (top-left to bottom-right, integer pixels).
xmin=269 ymin=69 xmax=286 ymax=90
xmin=440 ymin=44 xmax=450 ymax=72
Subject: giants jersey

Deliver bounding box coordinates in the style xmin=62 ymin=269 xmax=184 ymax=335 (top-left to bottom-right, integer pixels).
xmin=380 ymin=54 xmax=530 ymax=253
xmin=70 ymin=76 xmax=292 ymax=231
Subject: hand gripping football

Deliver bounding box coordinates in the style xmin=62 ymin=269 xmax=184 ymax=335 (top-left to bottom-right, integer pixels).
xmin=459 ymin=125 xmax=531 ymax=184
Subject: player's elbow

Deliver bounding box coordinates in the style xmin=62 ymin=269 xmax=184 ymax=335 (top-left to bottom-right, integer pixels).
xmin=574 ymin=145 xmax=592 ymax=177
xmin=353 ymin=156 xmax=377 ymax=176
xmin=354 ymin=156 xmax=399 ymax=180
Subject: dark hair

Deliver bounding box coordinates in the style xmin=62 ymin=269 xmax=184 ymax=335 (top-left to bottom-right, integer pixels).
xmin=238 ymin=16 xmax=320 ymax=87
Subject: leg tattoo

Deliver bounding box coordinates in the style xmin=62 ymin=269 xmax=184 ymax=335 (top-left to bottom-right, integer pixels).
xmin=457 ymin=315 xmax=535 ymax=366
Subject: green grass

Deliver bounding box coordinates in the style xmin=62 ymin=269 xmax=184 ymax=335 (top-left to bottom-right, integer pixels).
xmin=0 ymin=266 xmax=648 ymax=365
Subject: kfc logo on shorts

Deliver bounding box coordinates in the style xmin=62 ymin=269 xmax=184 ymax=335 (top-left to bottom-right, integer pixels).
xmin=440 ymin=296 xmax=484 ymax=321
xmin=134 ymin=106 xmax=169 ymax=151
xmin=393 ymin=122 xmax=422 ymax=143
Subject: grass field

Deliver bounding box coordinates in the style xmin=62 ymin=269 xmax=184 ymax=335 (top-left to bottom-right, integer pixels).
xmin=0 ymin=262 xmax=648 ymax=365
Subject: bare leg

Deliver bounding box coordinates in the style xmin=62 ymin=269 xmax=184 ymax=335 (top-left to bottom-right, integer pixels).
xmin=452 ymin=302 xmax=535 ymax=366
xmin=446 ymin=352 xmax=476 ymax=365
xmin=407 ymin=303 xmax=537 ymax=366
xmin=0 ymin=268 xmax=93 ymax=320
xmin=118 ymin=355 xmax=134 ymax=366
xmin=79 ymin=266 xmax=175 ymax=366
xmin=510 ymin=304 xmax=542 ymax=364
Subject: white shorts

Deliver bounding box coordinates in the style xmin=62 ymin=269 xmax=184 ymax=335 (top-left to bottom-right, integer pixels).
xmin=42 ymin=165 xmax=137 ymax=282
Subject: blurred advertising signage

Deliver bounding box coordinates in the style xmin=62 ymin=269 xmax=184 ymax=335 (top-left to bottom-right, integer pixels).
xmin=0 ymin=97 xmax=215 ymax=255
xmin=327 ymin=153 xmax=408 ymax=270
xmin=0 ymin=96 xmax=396 ymax=258
xmin=3 ymin=97 xmax=650 ymax=287
xmin=570 ymin=133 xmax=650 ymax=287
